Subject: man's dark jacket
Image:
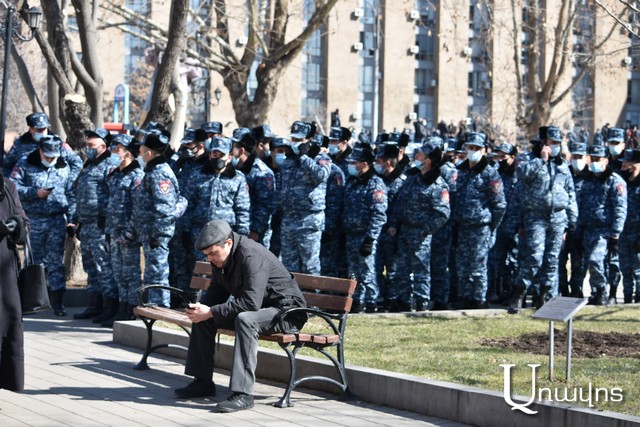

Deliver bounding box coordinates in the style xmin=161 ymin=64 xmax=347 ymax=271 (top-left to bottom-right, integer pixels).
xmin=202 ymin=232 xmax=307 ymax=327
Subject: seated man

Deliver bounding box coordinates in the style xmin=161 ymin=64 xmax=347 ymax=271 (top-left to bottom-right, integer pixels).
xmin=176 ymin=219 xmax=307 ymax=413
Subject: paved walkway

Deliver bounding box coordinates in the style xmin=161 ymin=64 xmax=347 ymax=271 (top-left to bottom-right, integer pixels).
xmin=0 ymin=308 xmax=469 ymax=427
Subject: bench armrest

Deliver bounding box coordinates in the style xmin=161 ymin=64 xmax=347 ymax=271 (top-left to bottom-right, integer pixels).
xmin=136 ymin=284 xmax=195 ymax=307
xmin=274 ymin=307 xmax=343 ymax=336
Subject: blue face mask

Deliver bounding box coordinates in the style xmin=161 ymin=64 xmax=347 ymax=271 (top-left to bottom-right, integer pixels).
xmin=329 ymin=145 xmax=340 ymax=156
xmin=264 ymin=150 xmax=271 ymax=158
xmin=108 ymin=153 xmax=122 ymax=166
xmin=41 ymin=158 xmax=57 ymax=168
xmin=589 ymin=161 xmax=605 ymax=173
xmin=549 ymin=144 xmax=561 ymax=157
xmin=410 ymin=160 xmax=423 ymax=170
xmin=137 ymin=154 xmax=146 ymax=168
xmin=33 ymin=132 xmax=46 ymax=142
xmin=231 ymin=156 xmax=240 ymax=167
xmin=455 ymin=159 xmax=464 ymax=166
xmin=274 ymin=153 xmax=287 ymax=166
xmin=347 ymin=164 xmax=359 ymax=176
xmin=86 ymin=147 xmax=99 ymax=160
xmin=467 ymin=150 xmax=482 ymax=163
xmin=374 ymin=164 xmax=385 ymax=175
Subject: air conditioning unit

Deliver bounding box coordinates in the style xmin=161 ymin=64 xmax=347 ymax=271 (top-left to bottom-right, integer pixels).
xmin=430 ymin=79 xmax=437 ymax=87
xmin=624 ymin=56 xmax=633 ymax=66
xmin=483 ymin=81 xmax=492 ymax=90
xmin=409 ymin=45 xmax=420 ymax=54
xmin=352 ymin=42 xmax=363 ymax=51
xmin=463 ymin=46 xmax=473 ymax=57
xmin=409 ymin=9 xmax=420 ymax=20
xmin=353 ymin=8 xmax=364 ymax=17
xmin=237 ymin=36 xmax=248 ymax=46
xmin=408 ymin=112 xmax=418 ymax=121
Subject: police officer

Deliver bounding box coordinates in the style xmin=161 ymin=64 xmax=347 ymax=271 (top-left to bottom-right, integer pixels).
xmin=579 ymin=144 xmax=627 ymax=305
xmin=619 ymin=148 xmax=640 ymax=303
xmin=10 ymin=135 xmax=76 ymax=316
xmin=455 ymin=132 xmax=506 ymax=309
xmin=3 ymin=112 xmax=82 ymax=179
xmin=73 ymin=128 xmax=118 ymax=322
xmin=605 ymin=127 xmax=626 ymax=302
xmin=168 ymin=128 xmax=208 ymax=296
xmin=327 ymin=126 xmax=353 ymax=176
xmin=102 ymin=133 xmax=144 ymax=326
xmin=230 ymin=128 xmax=275 ymax=247
xmin=388 ymin=141 xmax=450 ymax=312
xmin=252 ymin=124 xmax=273 ymax=162
xmin=202 ymin=121 xmax=223 ymax=139
xmin=373 ymin=142 xmax=405 ymax=310
xmin=488 ymin=142 xmax=519 ymax=304
xmin=132 ymin=130 xmax=179 ymax=308
xmin=509 ymin=126 xmax=578 ymax=313
xmin=343 ymin=146 xmax=387 ymax=313
xmin=187 ymin=136 xmax=250 ymax=261
xmin=266 ymin=137 xmax=289 ymax=257
xmin=279 ymin=123 xmax=331 ymax=275
xmin=559 ymin=142 xmax=590 ymax=298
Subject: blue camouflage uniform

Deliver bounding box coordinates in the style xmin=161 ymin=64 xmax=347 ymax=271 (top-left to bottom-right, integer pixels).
xmin=620 ymin=149 xmax=640 ymax=302
xmin=107 ymin=161 xmax=144 ymax=307
xmin=132 ymin=152 xmax=179 ymax=307
xmin=75 ymin=149 xmax=117 ymax=300
xmin=390 ymin=162 xmax=450 ymax=309
xmin=343 ymin=160 xmax=387 ymax=308
xmin=236 ymin=153 xmax=275 ymax=247
xmin=320 ymin=161 xmax=346 ymax=277
xmin=4 ymin=132 xmax=82 ymax=179
xmin=579 ymin=158 xmax=627 ymax=303
xmin=187 ymin=162 xmax=250 ymax=259
xmin=279 ymin=147 xmax=331 ymax=275
xmin=514 ymin=137 xmax=578 ymax=305
xmin=10 ymin=142 xmax=76 ymax=292
xmin=454 ymin=153 xmax=506 ymax=306
xmin=605 ymin=128 xmax=626 ymax=301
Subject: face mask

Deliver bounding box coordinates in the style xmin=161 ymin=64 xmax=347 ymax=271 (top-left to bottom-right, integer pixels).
xmin=410 ymin=160 xmax=423 ymax=170
xmin=571 ymin=159 xmax=586 ymax=171
xmin=374 ymin=164 xmax=385 ymax=175
xmin=329 ymin=145 xmax=340 ymax=156
xmin=211 ymin=158 xmax=226 ymax=170
xmin=455 ymin=159 xmax=464 ymax=166
xmin=291 ymin=143 xmax=303 ymax=155
xmin=274 ymin=153 xmax=287 ymax=166
xmin=137 ymin=154 xmax=146 ymax=168
xmin=347 ymin=164 xmax=359 ymax=177
xmin=108 ymin=153 xmax=122 ymax=167
xmin=264 ymin=150 xmax=271 ymax=158
xmin=549 ymin=144 xmax=561 ymax=157
xmin=609 ymin=144 xmax=624 ymax=157
xmin=86 ymin=147 xmax=98 ymax=160
xmin=33 ymin=132 xmax=45 ymax=142
xmin=467 ymin=150 xmax=482 ymax=163
xmin=41 ymin=158 xmax=57 ymax=168
xmin=231 ymin=156 xmax=240 ymax=167
xmin=589 ymin=161 xmax=605 ymax=173
xmin=180 ymin=146 xmax=196 ymax=158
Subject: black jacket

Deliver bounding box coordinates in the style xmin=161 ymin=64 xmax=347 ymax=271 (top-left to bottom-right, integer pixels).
xmin=203 ymin=232 xmax=307 ymax=326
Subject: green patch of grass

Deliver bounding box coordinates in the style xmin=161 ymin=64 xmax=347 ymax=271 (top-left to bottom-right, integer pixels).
xmin=159 ymin=305 xmax=640 ymax=415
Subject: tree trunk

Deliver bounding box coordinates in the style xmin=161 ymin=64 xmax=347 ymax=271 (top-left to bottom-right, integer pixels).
xmin=64 ymin=236 xmax=87 ymax=285
xmin=63 ymin=94 xmax=93 ymax=149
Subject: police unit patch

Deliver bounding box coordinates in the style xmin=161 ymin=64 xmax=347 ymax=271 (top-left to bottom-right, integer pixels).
xmin=616 ymin=183 xmax=626 ymax=196
xmin=441 ymin=189 xmax=450 ymax=204
xmin=490 ymin=179 xmax=502 ymax=195
xmin=158 ymin=180 xmax=172 ymax=194
xmin=373 ymin=189 xmax=385 ymax=203
xmin=318 ymin=159 xmax=331 ymax=167
xmin=334 ymin=175 xmax=344 ymax=186
xmin=264 ymin=175 xmax=274 ymax=191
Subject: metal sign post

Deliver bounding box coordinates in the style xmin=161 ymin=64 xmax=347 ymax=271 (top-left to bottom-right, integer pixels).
xmin=532 ymin=296 xmax=588 ymax=382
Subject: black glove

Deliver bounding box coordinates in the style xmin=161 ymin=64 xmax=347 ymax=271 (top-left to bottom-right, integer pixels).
xmin=297 ymin=142 xmax=310 ymax=156
xmin=66 ymin=224 xmax=77 ymax=238
xmin=359 ymin=236 xmax=375 ymax=257
xmin=3 ymin=216 xmax=26 ymax=244
xmin=608 ymin=237 xmax=619 ymax=254
xmin=97 ymin=216 xmax=106 ymax=229
xmin=0 ymin=218 xmax=16 ymax=236
xmin=150 ymin=239 xmax=160 ymax=249
xmin=308 ymin=144 xmax=320 ymax=159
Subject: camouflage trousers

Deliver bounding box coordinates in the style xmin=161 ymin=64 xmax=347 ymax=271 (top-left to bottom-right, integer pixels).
xmin=620 ymin=229 xmax=640 ymax=298
xmin=456 ymin=224 xmax=491 ymax=303
xmin=141 ymin=236 xmax=172 ymax=307
xmin=430 ymin=221 xmax=453 ymax=305
xmin=375 ymin=227 xmax=398 ymax=303
xmin=391 ymin=227 xmax=432 ymax=305
xmin=169 ymin=228 xmax=195 ymax=291
xmin=30 ymin=214 xmax=67 ymax=291
xmin=346 ymin=233 xmax=378 ymax=305
xmin=110 ymin=239 xmax=142 ymax=306
xmin=280 ymin=212 xmax=323 ymax=275
xmin=79 ymin=222 xmax=116 ymax=299
xmin=583 ymin=229 xmax=614 ymax=297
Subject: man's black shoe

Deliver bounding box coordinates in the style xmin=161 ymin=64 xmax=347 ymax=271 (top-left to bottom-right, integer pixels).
xmin=174 ymin=378 xmax=216 ymax=398
xmin=430 ymin=301 xmax=449 ymax=311
xmin=365 ymin=304 xmax=377 ymax=313
xmin=350 ymin=301 xmax=365 ymax=314
xmin=216 ymin=392 xmax=254 ymax=413
xmin=415 ymin=300 xmax=427 ymax=312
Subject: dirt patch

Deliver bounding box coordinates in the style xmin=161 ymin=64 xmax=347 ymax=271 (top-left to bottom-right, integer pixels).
xmin=481 ymin=330 xmax=640 ymax=358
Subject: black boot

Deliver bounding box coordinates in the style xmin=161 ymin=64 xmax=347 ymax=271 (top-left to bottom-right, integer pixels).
xmin=508 ymin=287 xmax=526 ymax=314
xmin=624 ymin=294 xmax=633 ymax=304
xmin=49 ymin=289 xmax=66 ymax=316
xmin=101 ymin=302 xmax=132 ymax=328
xmin=608 ymin=286 xmax=618 ymax=305
xmin=93 ymin=297 xmax=118 ymax=323
xmin=74 ymin=293 xmax=103 ymax=319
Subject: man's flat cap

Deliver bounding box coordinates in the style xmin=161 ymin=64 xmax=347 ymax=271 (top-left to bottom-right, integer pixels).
xmin=195 ymin=220 xmax=232 ymax=250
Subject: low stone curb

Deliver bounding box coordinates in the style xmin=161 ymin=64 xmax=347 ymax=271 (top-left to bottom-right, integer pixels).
xmin=112 ymin=320 xmax=640 ymax=427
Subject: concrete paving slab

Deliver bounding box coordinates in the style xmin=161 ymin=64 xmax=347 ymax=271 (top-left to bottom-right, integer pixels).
xmin=0 ymin=308 xmax=470 ymax=427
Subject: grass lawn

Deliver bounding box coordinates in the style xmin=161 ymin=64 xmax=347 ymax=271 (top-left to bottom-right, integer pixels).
xmin=238 ymin=305 xmax=640 ymax=416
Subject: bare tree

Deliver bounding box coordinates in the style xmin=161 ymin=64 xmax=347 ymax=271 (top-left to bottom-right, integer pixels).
xmin=101 ymin=0 xmax=340 ymax=128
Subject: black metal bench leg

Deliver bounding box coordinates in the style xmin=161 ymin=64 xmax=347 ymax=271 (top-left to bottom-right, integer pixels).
xmin=274 ymin=344 xmax=299 ymax=408
xmin=134 ymin=317 xmax=156 ymax=370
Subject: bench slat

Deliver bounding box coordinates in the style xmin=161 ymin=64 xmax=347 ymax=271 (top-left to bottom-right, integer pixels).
xmin=189 ymin=276 xmax=210 ymax=290
xmin=293 ymin=272 xmax=357 ymax=295
xmin=134 ymin=307 xmax=192 ymax=328
xmin=303 ymin=292 xmax=353 ymax=312
xmin=193 ymin=261 xmax=212 ymax=275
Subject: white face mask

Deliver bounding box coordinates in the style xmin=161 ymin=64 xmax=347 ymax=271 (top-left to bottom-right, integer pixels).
xmin=549 ymin=144 xmax=561 ymax=157
xmin=34 ymin=132 xmax=46 ymax=142
xmin=467 ymin=150 xmax=482 ymax=163
xmin=589 ymin=161 xmax=605 ymax=173
xmin=571 ymin=159 xmax=586 ymax=171
xmin=609 ymin=144 xmax=624 ymax=157
xmin=41 ymin=157 xmax=58 ymax=168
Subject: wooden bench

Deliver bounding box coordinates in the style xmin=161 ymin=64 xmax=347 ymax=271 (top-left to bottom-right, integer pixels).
xmin=132 ymin=261 xmax=357 ymax=407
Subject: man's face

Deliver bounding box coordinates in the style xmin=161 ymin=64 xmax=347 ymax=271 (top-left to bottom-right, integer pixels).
xmin=87 ymin=137 xmax=106 ymax=153
xmin=139 ymin=145 xmax=152 ymax=162
xmin=203 ymin=239 xmax=232 ymax=268
xmin=30 ymin=127 xmax=48 ymax=137
xmin=209 ymin=150 xmax=228 ymax=161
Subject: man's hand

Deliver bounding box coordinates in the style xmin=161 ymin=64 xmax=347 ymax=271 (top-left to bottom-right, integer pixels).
xmin=184 ymin=302 xmax=213 ymax=323
xmin=37 ymin=188 xmax=52 ymax=199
